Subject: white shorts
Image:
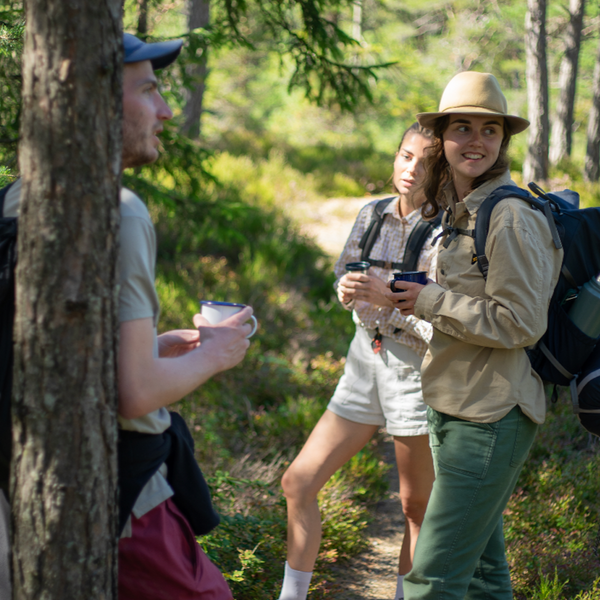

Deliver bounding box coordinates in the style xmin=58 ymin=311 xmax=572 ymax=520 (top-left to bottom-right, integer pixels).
xmin=327 ymin=326 xmax=429 ymax=437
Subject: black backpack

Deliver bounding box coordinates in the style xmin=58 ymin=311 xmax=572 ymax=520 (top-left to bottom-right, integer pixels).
xmin=358 ymin=197 xmax=441 ymax=272
xmin=0 ymin=183 xmax=16 ymax=490
xmin=447 ymin=182 xmax=600 ymax=434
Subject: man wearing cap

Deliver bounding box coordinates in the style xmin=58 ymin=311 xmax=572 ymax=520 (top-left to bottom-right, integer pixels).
xmin=0 ymin=33 xmax=250 ymax=599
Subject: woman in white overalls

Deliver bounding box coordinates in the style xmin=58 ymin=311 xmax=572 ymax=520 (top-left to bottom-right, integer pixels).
xmin=278 ymin=123 xmax=439 ymax=600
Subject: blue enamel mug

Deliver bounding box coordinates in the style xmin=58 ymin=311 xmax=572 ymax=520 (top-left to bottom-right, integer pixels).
xmin=389 ymin=271 xmax=427 ymax=293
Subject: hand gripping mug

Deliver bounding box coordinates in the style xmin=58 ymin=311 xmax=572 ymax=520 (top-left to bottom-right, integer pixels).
xmin=200 ymin=301 xmax=258 ymax=338
xmin=389 ymin=271 xmax=428 ymax=294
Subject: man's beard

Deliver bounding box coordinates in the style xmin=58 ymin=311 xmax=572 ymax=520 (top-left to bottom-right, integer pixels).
xmin=122 ymin=120 xmax=159 ymax=169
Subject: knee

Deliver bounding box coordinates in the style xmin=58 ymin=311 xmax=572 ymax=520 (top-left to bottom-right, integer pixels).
xmin=401 ymin=493 xmax=430 ymax=527
xmin=281 ymin=465 xmax=318 ymax=506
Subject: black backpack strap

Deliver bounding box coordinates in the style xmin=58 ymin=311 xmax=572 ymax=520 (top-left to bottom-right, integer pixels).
xmin=400 ymin=213 xmax=442 ymax=272
xmin=358 ymin=197 xmax=395 ymax=265
xmin=0 ymin=181 xmax=16 ymax=492
xmin=359 ymin=198 xmax=441 ymax=271
xmin=0 ymin=182 xmax=13 ymax=218
xmin=473 ymin=184 xmax=563 ymax=280
xmin=472 ymin=185 xmax=542 ymax=279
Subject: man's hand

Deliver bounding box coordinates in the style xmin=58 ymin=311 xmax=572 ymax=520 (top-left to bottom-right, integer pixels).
xmin=192 ymin=306 xmax=254 ymax=373
xmin=158 ymin=330 xmax=200 ymax=358
xmin=337 ymin=273 xmax=396 ymax=308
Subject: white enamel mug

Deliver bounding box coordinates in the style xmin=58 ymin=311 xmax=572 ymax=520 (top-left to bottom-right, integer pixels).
xmin=200 ymin=301 xmax=258 ymax=338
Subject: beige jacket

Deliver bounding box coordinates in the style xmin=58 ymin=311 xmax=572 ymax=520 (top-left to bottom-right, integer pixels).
xmin=414 ymin=171 xmax=563 ymax=424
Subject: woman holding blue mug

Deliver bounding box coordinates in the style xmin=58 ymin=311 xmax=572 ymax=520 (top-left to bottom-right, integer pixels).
xmin=277 ymin=123 xmax=439 ymax=600
xmin=386 ymin=72 xmax=563 ymax=599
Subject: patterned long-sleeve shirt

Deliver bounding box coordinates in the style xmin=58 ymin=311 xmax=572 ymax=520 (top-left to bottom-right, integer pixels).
xmin=334 ymin=197 xmax=440 ymax=358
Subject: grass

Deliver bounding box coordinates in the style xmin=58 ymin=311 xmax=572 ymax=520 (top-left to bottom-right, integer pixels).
xmin=505 ymin=393 xmax=600 ymax=600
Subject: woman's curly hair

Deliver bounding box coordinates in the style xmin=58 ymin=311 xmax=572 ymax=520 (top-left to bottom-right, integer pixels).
xmin=420 ymin=116 xmax=513 ymax=219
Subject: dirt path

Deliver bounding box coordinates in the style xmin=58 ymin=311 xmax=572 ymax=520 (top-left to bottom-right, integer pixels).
xmin=293 ymin=197 xmax=373 ymax=257
xmin=298 ymin=196 xmax=405 ymax=599
xmin=332 ymin=437 xmax=404 ymax=600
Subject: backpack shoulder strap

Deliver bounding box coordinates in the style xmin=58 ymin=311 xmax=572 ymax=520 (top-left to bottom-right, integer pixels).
xmin=401 ymin=213 xmax=442 ymax=272
xmin=474 ymin=185 xmax=546 ymax=279
xmin=0 ymin=183 xmax=14 ymax=218
xmin=358 ymin=197 xmax=395 ymax=263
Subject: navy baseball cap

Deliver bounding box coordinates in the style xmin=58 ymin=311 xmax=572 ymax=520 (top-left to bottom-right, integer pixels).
xmin=123 ymin=33 xmax=183 ymax=70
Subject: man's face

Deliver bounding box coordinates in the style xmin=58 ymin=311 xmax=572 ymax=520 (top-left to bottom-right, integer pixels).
xmin=122 ymin=61 xmax=173 ymax=169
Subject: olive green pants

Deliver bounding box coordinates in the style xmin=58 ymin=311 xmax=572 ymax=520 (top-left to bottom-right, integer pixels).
xmin=405 ymin=406 xmax=537 ymax=600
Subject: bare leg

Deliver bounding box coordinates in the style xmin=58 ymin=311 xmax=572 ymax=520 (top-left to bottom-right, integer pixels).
xmin=281 ymin=410 xmax=379 ymax=572
xmin=394 ymin=435 xmax=434 ymax=575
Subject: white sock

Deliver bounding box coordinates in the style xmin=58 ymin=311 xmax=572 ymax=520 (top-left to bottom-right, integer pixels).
xmin=278 ymin=561 xmax=313 ymax=600
xmin=394 ymin=574 xmax=405 ymax=600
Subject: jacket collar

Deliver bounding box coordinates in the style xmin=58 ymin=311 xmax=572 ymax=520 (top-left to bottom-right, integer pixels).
xmin=462 ymin=170 xmax=513 ymax=215
xmin=443 ymin=170 xmax=513 ymax=216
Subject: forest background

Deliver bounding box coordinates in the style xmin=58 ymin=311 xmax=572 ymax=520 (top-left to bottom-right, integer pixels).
xmin=2 ymin=0 xmax=600 ymax=598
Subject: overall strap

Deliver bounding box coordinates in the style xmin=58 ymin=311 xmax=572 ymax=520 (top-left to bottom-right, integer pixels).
xmin=359 ymin=197 xmax=395 ymax=264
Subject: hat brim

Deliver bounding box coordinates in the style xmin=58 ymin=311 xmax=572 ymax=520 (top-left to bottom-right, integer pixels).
xmin=124 ymin=39 xmax=183 ymax=70
xmin=416 ymin=108 xmax=529 ymax=135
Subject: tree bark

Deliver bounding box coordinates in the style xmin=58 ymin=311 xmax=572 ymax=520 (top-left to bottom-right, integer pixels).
xmin=138 ymin=0 xmax=149 ymax=36
xmin=523 ymin=0 xmax=550 ymax=183
xmin=585 ymin=36 xmax=600 ymax=181
xmin=352 ymin=0 xmax=362 ymax=42
xmin=11 ymin=1 xmax=122 ymax=598
xmin=182 ymin=0 xmax=210 ymax=138
xmin=549 ymin=0 xmax=586 ymax=165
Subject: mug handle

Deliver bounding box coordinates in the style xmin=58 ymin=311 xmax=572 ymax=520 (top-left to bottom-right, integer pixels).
xmin=246 ymin=315 xmax=258 ymax=338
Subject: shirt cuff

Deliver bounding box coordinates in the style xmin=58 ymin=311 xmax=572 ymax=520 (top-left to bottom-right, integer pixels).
xmin=414 ymin=282 xmax=445 ymax=322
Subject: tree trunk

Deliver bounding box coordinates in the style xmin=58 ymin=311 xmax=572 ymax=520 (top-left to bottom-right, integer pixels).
xmin=11 ymin=1 xmax=122 ymax=598
xmin=138 ymin=0 xmax=149 ymax=36
xmin=584 ymin=36 xmax=600 ymax=181
xmin=549 ymin=0 xmax=586 ymax=165
xmin=183 ymin=0 xmax=210 ymax=138
xmin=523 ymin=0 xmax=550 ymax=183
xmin=352 ymin=0 xmax=362 ymax=42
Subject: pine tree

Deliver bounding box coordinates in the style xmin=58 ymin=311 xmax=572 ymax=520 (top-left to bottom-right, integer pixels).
xmin=11 ymin=1 xmax=121 ymax=597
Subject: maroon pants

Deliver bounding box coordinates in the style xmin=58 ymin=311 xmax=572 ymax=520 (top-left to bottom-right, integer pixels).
xmin=119 ymin=498 xmax=233 ymax=600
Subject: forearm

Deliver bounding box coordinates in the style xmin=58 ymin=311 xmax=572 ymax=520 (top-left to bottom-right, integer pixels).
xmin=415 ymin=283 xmax=547 ymax=349
xmin=118 ymin=316 xmax=250 ymax=420
xmin=118 ymin=345 xmax=228 ymax=419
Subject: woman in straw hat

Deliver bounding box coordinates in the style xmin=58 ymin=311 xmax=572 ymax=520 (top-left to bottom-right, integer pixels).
xmin=385 ymin=71 xmax=563 ymax=599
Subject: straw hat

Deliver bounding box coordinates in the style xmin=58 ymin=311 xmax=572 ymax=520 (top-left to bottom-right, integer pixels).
xmin=416 ymin=71 xmax=529 ymax=134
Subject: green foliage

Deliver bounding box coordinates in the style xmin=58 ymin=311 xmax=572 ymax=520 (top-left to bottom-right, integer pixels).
xmin=0 ymin=3 xmax=23 ymax=169
xmin=209 ymin=0 xmax=394 ymax=110
xmin=0 ymin=166 xmax=15 ymax=188
xmin=529 ymin=569 xmax=569 ymax=600
xmin=200 ymin=472 xmax=287 ymax=598
xmin=197 ymin=442 xmax=389 ymax=597
xmin=505 ymin=396 xmax=600 ymax=599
